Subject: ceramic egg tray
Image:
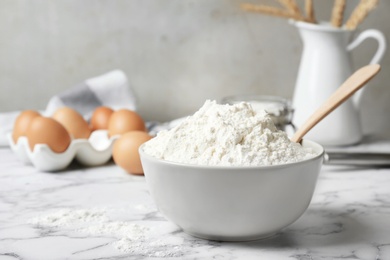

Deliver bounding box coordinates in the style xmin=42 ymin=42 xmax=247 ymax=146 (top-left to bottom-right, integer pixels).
xmin=7 ymin=130 xmax=118 ymax=172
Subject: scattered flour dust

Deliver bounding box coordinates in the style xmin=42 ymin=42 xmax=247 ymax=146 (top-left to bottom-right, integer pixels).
xmin=143 ymin=100 xmax=317 ymax=166
xmin=29 ymin=207 xmax=183 ymax=257
xmin=29 ymin=208 xmax=108 ymax=227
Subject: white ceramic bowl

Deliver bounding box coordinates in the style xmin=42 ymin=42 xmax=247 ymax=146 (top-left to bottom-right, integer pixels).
xmin=139 ymin=139 xmax=324 ymax=241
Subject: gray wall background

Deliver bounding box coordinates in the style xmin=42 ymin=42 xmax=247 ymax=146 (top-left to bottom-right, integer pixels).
xmin=0 ymin=0 xmax=389 ymax=135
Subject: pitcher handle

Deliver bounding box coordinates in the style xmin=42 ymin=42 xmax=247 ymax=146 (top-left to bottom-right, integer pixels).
xmin=347 ymin=29 xmax=387 ymax=64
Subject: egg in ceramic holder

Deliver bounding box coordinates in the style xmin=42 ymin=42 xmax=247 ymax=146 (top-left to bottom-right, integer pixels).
xmin=7 ymin=130 xmax=118 ymax=172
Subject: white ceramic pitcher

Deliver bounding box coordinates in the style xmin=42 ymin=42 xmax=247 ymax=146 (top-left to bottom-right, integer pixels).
xmin=291 ymin=21 xmax=386 ymax=146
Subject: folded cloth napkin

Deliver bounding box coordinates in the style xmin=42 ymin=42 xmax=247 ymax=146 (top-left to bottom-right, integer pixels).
xmin=0 ymin=70 xmax=137 ymax=146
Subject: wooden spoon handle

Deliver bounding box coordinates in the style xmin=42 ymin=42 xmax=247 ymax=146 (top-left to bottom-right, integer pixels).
xmin=291 ymin=64 xmax=381 ymax=143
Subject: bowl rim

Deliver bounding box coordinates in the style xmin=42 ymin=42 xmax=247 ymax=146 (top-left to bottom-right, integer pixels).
xmin=139 ymin=139 xmax=324 ymax=170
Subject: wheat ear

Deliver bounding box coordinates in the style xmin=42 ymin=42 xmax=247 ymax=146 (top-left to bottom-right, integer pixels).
xmin=331 ymin=0 xmax=346 ymax=27
xmin=345 ymin=0 xmax=379 ymax=30
xmin=278 ymin=0 xmax=302 ymax=17
xmin=241 ymin=3 xmax=306 ymax=21
xmin=305 ymin=0 xmax=316 ymax=23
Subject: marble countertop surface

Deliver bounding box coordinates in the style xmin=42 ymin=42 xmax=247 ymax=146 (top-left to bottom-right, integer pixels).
xmin=1 ymin=137 xmax=390 ymax=260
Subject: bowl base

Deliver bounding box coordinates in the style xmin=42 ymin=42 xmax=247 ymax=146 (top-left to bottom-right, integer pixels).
xmin=183 ymin=230 xmax=279 ymax=242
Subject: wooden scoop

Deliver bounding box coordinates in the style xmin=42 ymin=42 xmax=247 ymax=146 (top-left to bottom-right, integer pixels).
xmin=291 ymin=64 xmax=381 ymax=143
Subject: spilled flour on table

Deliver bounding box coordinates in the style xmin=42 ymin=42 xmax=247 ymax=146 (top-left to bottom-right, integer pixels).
xmin=29 ymin=206 xmax=183 ymax=257
xmin=29 ymin=208 xmax=109 ymax=227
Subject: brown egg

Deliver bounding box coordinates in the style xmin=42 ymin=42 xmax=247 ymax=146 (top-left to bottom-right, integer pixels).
xmin=108 ymin=109 xmax=146 ymax=137
xmin=12 ymin=110 xmax=41 ymax=142
xmin=90 ymin=106 xmax=114 ymax=131
xmin=112 ymin=131 xmax=152 ymax=175
xmin=52 ymin=107 xmax=91 ymax=139
xmin=26 ymin=117 xmax=71 ymax=153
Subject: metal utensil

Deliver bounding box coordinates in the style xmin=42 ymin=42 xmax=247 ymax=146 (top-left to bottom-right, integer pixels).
xmin=324 ymin=151 xmax=390 ymax=166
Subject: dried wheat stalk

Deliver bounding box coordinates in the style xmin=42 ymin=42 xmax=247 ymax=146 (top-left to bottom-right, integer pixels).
xmin=305 ymin=0 xmax=316 ymax=23
xmin=241 ymin=3 xmax=306 ymax=21
xmin=278 ymin=0 xmax=302 ymax=17
xmin=241 ymin=0 xmax=378 ymax=29
xmin=345 ymin=0 xmax=379 ymax=30
xmin=331 ymin=0 xmax=347 ymax=27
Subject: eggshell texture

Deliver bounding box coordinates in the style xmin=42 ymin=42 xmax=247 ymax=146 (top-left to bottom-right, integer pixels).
xmin=26 ymin=117 xmax=71 ymax=153
xmin=12 ymin=110 xmax=41 ymax=143
xmin=53 ymin=107 xmax=91 ymax=139
xmin=90 ymin=106 xmax=114 ymax=131
xmin=108 ymin=109 xmax=146 ymax=137
xmin=112 ymin=131 xmax=152 ymax=175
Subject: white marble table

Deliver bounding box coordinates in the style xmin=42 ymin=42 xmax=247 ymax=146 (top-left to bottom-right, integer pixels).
xmin=1 ymin=138 xmax=390 ymax=260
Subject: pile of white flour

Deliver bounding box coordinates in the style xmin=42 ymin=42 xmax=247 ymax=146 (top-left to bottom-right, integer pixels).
xmin=144 ymin=100 xmax=316 ymax=166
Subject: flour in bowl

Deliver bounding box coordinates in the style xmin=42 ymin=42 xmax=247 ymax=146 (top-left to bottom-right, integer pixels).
xmin=143 ymin=100 xmax=317 ymax=166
